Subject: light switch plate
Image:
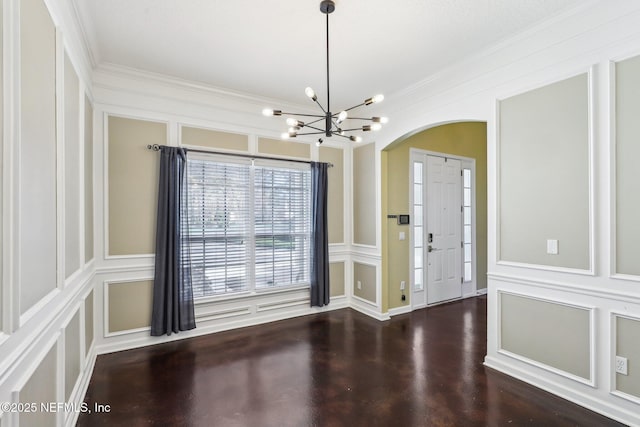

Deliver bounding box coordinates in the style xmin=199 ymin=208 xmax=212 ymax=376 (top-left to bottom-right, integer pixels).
xmin=399 ymin=232 xmax=406 ymax=241
xmin=546 ymin=239 xmax=559 ymax=255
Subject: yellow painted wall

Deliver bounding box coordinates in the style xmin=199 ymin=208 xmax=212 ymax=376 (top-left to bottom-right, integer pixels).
xmin=329 ymin=262 xmax=345 ymax=297
xmin=182 ymin=126 xmax=249 ymax=152
xmin=353 ymin=262 xmax=377 ymax=303
xmin=382 ymin=122 xmax=487 ymax=310
xmin=258 ymin=137 xmax=311 ymax=159
xmin=108 ymin=280 xmax=153 ymax=333
xmin=353 ymin=143 xmax=377 ymax=246
xmin=319 ymin=146 xmax=345 ymax=244
xmin=108 ymin=116 xmax=165 ymax=256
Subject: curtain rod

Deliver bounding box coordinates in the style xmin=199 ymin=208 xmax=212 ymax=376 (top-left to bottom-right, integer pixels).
xmin=146 ymin=144 xmax=333 ymax=167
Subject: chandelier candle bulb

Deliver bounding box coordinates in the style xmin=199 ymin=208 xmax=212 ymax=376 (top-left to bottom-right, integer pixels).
xmin=305 ymin=87 xmax=317 ymax=101
xmin=262 ymin=109 xmax=282 ymax=116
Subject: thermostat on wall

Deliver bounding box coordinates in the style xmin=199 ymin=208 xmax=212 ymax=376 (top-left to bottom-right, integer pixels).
xmin=398 ymin=215 xmax=410 ymax=225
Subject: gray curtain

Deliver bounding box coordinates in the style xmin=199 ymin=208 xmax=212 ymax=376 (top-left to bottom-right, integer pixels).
xmin=151 ymin=146 xmax=196 ymax=336
xmin=310 ymin=162 xmax=330 ymax=307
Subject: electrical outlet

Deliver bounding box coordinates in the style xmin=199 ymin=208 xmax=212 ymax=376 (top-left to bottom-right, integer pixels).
xmin=400 ymin=281 xmax=406 ymax=291
xmin=357 ymin=280 xmax=362 ymax=290
xmin=616 ymin=356 xmax=628 ymax=375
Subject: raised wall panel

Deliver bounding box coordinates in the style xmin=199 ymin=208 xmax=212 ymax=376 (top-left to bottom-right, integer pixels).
xmin=329 ymin=261 xmax=345 ymax=297
xmin=64 ymin=311 xmax=81 ymax=400
xmin=84 ymin=97 xmax=94 ymax=262
xmin=615 ymin=54 xmax=640 ymax=276
xmin=615 ymin=315 xmax=640 ymax=399
xmin=257 ymin=137 xmax=310 ymax=159
xmin=64 ymin=53 xmax=81 ymax=278
xmin=181 ymin=126 xmax=248 ymax=152
xmin=19 ymin=345 xmax=56 ymax=426
xmin=353 ymin=143 xmax=376 ymax=246
xmin=353 ymin=262 xmax=376 ymax=304
xmin=107 ymin=280 xmax=153 ymax=333
xmin=85 ymin=290 xmax=94 ymax=355
xmin=500 ymin=292 xmax=591 ymax=381
xmin=108 ymin=116 xmax=165 ymax=256
xmin=19 ymin=0 xmax=58 ymax=313
xmin=499 ymin=74 xmax=590 ymax=270
xmin=319 ymin=146 xmax=344 ymax=244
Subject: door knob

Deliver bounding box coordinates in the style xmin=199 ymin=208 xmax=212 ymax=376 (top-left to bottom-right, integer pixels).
xmin=428 ymin=245 xmax=435 ymax=253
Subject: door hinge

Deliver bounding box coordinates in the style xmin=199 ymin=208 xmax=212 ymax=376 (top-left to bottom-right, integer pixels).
xmin=461 ymin=241 xmax=463 ymax=248
xmin=461 ymin=277 xmax=463 ymax=284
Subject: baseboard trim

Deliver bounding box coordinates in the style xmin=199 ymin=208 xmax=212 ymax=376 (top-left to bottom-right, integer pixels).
xmin=66 ymin=348 xmax=97 ymax=427
xmin=484 ymin=355 xmax=640 ymax=427
xmin=349 ymin=301 xmax=390 ymax=321
xmin=96 ymin=299 xmax=350 ymax=355
xmin=388 ymin=305 xmax=412 ymax=317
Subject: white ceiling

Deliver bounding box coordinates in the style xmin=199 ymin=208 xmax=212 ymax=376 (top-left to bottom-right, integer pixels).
xmin=74 ymin=0 xmax=583 ymax=109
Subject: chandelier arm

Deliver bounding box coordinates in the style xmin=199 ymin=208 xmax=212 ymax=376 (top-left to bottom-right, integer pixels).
xmin=280 ymin=112 xmax=326 ymax=118
xmin=303 ymin=124 xmax=326 ymax=132
xmin=333 ymin=132 xmax=355 ymax=140
xmin=335 ymin=127 xmax=365 ymax=132
xmin=295 ymin=131 xmax=327 ymax=136
xmin=312 ymin=98 xmax=328 ymax=115
xmin=342 ymin=102 xmax=367 ymax=113
xmin=346 ymin=117 xmax=376 ymax=121
xmin=305 ymin=117 xmax=325 ymax=126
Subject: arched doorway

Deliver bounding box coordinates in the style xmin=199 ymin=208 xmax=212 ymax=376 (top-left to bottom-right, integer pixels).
xmin=381 ymin=121 xmax=487 ymax=312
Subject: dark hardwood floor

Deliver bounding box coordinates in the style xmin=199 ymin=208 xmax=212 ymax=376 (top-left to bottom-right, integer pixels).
xmin=77 ymin=296 xmax=625 ymax=426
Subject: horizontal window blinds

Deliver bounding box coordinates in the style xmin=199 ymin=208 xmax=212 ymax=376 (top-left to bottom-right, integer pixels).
xmin=183 ymin=155 xmax=311 ymax=298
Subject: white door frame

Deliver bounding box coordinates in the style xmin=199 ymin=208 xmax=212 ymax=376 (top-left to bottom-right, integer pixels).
xmin=409 ymin=148 xmax=477 ymax=310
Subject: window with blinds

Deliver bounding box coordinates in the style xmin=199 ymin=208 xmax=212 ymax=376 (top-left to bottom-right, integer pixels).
xmin=183 ymin=155 xmax=311 ymax=299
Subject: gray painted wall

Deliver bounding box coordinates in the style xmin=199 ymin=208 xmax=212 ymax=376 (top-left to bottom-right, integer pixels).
xmin=499 ymin=74 xmax=590 ymax=270
xmin=615 ymin=54 xmax=640 ymax=275
xmin=500 ymin=292 xmax=591 ymax=380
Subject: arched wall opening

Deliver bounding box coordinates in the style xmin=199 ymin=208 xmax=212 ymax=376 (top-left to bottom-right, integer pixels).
xmin=381 ymin=121 xmax=487 ymax=313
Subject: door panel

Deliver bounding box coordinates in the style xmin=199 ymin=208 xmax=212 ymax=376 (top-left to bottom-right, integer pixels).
xmin=427 ymin=155 xmax=462 ymax=304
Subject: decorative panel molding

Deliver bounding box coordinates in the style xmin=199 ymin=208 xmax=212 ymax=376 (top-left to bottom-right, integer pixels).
xmin=107 ymin=116 xmax=165 ymax=256
xmin=499 ymin=73 xmax=591 ymax=272
xmin=612 ymin=313 xmax=640 ymax=402
xmin=182 ymin=125 xmax=249 ymax=152
xmin=257 ymin=137 xmax=310 ymax=159
xmin=499 ymin=291 xmax=593 ymax=384
xmin=105 ymin=280 xmax=153 ymax=334
xmin=614 ymin=54 xmax=640 ymax=277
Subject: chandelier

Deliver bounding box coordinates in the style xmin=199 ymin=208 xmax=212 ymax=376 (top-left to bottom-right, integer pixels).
xmin=262 ymin=0 xmax=387 ymax=145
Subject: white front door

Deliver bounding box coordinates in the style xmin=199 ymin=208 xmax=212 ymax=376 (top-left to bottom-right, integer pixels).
xmin=426 ymin=155 xmax=462 ymax=304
